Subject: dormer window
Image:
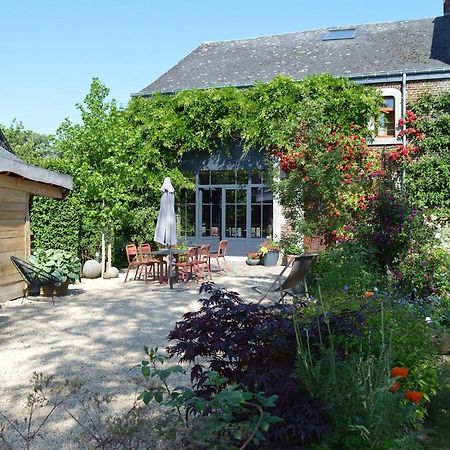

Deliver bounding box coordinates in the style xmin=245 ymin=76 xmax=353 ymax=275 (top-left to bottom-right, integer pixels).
xmin=322 ymin=28 xmax=357 ymax=41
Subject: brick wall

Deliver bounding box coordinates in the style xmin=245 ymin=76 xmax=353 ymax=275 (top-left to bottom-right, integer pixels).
xmin=406 ymin=79 xmax=450 ymax=103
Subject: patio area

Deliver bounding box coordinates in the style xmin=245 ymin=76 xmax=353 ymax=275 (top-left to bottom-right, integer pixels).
xmin=0 ymin=259 xmax=281 ymax=448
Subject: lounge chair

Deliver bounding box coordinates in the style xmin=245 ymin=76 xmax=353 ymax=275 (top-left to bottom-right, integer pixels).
xmin=252 ymin=253 xmax=318 ymax=304
xmin=10 ymin=255 xmax=60 ymax=304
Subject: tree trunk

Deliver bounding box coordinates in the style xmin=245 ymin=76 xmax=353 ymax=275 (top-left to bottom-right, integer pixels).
xmin=107 ymin=226 xmax=112 ymax=270
xmin=101 ymin=231 xmax=106 ymax=278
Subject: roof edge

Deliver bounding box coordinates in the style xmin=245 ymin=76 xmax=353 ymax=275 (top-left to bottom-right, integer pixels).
xmin=0 ymin=148 xmax=73 ymax=192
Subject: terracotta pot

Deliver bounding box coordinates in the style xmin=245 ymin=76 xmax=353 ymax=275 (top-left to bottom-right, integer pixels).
xmin=55 ymin=279 xmax=70 ymax=296
xmin=41 ymin=284 xmax=55 ymax=297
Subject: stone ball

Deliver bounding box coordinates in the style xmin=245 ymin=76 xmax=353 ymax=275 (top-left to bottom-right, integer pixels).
xmin=104 ymin=267 xmax=120 ymax=279
xmin=82 ymin=260 xmax=102 ymax=279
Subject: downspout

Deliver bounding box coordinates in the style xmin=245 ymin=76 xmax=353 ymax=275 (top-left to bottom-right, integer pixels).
xmin=401 ymin=72 xmax=407 ymax=193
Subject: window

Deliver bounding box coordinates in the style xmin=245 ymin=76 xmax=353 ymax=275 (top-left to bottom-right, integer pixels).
xmin=179 ymin=189 xmax=196 ymax=237
xmin=322 ymin=28 xmax=357 ymax=41
xmin=377 ymin=97 xmax=396 ymax=137
xmin=251 ymin=187 xmax=273 ymax=238
xmin=371 ymin=88 xmax=402 ymax=145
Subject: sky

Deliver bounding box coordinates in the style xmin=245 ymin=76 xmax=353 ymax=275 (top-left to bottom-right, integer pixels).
xmin=0 ymin=0 xmax=444 ymax=135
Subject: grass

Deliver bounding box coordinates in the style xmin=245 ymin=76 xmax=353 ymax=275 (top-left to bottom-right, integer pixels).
xmin=417 ymin=356 xmax=450 ymax=449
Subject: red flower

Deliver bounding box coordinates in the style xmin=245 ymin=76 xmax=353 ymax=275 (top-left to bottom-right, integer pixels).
xmin=404 ymin=390 xmax=423 ymax=404
xmin=390 ymin=367 xmax=409 ymax=378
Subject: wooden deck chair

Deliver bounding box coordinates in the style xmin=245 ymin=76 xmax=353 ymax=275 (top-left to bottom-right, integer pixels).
xmin=10 ymin=255 xmax=60 ymax=304
xmin=252 ymin=253 xmax=318 ymax=304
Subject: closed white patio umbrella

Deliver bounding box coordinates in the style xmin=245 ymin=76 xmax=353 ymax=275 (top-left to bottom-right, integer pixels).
xmin=154 ymin=177 xmax=177 ymax=288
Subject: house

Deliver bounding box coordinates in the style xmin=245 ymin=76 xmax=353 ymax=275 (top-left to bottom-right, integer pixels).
xmin=0 ymin=129 xmax=72 ymax=302
xmin=134 ymin=2 xmax=450 ymax=255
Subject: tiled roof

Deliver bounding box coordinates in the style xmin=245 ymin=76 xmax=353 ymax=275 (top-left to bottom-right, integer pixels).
xmin=136 ymin=16 xmax=450 ymax=95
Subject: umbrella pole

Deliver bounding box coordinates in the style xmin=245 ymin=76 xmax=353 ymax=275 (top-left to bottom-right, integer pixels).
xmin=169 ymin=248 xmax=174 ymax=289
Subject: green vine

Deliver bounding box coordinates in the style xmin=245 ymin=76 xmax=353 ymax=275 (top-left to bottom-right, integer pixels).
xmin=18 ymin=74 xmax=381 ymax=262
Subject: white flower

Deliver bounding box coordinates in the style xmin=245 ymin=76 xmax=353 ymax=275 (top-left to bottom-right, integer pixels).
xmin=425 ymin=317 xmax=432 ymax=324
xmin=431 ymin=215 xmax=438 ymax=221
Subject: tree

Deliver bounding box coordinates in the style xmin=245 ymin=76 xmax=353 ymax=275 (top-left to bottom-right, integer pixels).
xmin=0 ymin=119 xmax=55 ymax=162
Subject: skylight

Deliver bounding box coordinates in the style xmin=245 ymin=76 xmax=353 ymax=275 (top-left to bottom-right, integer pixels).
xmin=322 ymin=28 xmax=357 ymax=41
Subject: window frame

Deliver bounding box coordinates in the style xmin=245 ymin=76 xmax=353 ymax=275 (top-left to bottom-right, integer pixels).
xmin=370 ymin=88 xmax=402 ymax=146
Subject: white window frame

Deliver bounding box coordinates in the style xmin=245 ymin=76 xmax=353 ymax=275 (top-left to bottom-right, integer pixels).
xmin=370 ymin=88 xmax=402 ymax=146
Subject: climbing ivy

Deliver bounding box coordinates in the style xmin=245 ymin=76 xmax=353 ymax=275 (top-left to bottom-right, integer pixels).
xmin=406 ymin=92 xmax=450 ymax=218
xmin=26 ymin=74 xmax=381 ymax=262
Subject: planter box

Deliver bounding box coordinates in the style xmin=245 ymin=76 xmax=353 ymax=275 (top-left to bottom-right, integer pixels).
xmin=262 ymin=251 xmax=279 ymax=266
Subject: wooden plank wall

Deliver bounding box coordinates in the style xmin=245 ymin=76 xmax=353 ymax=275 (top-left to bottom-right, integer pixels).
xmin=0 ymin=186 xmax=28 ymax=302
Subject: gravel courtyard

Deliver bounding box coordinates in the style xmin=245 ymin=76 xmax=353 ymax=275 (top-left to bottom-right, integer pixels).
xmin=0 ymin=259 xmax=281 ymax=449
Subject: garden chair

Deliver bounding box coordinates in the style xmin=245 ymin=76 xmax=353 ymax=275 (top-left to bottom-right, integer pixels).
xmin=137 ymin=243 xmax=164 ymax=283
xmin=10 ymin=255 xmax=60 ymax=304
xmin=174 ymin=246 xmax=198 ymax=282
xmin=192 ymin=244 xmax=212 ymax=281
xmin=124 ymin=244 xmax=156 ymax=283
xmin=252 ymin=253 xmax=318 ymax=304
xmin=209 ymin=240 xmax=229 ymax=272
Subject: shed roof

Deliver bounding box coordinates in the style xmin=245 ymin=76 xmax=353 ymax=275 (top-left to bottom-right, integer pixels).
xmin=0 ymin=145 xmax=73 ymax=195
xmin=136 ymin=16 xmax=450 ymax=95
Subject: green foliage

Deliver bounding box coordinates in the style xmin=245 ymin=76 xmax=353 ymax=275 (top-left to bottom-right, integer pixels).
xmin=0 ymin=118 xmax=55 ymax=163
xmin=30 ymin=194 xmax=81 ymax=255
xmin=406 ymin=155 xmax=450 ymax=216
xmin=295 ymin=302 xmax=415 ymax=450
xmin=24 ymin=74 xmax=380 ymax=263
xmin=308 ymin=242 xmax=381 ymax=296
xmin=138 ymin=347 xmax=280 ymax=449
xmin=394 ymin=246 xmax=450 ymax=296
xmin=30 ymin=248 xmax=81 ymax=285
xmin=407 ymin=91 xmax=450 ymax=218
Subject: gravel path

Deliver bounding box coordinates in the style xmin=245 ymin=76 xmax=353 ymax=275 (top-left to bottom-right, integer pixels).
xmin=0 ymin=260 xmax=281 ymax=449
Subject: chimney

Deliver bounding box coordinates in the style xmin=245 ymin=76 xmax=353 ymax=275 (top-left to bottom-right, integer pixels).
xmin=445 ymin=0 xmax=450 ymax=15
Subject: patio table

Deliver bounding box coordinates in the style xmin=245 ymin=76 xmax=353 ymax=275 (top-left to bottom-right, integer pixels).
xmin=149 ymin=249 xmax=188 ymax=285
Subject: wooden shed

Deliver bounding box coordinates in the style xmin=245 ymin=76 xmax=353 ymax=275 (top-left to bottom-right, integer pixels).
xmin=0 ymin=131 xmax=72 ymax=302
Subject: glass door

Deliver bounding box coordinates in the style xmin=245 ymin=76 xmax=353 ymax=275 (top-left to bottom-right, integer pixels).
xmin=199 ymin=188 xmax=221 ymax=248
xmin=224 ymin=187 xmax=247 ymax=241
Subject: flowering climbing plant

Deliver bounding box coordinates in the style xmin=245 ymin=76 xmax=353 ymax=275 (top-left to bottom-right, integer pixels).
xmin=273 ymin=123 xmax=382 ymax=241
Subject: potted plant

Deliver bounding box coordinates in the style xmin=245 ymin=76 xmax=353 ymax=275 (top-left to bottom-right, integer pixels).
xmin=246 ymin=252 xmax=261 ymax=266
xmin=258 ymin=240 xmax=281 ymax=267
xmin=30 ymin=249 xmax=81 ymax=296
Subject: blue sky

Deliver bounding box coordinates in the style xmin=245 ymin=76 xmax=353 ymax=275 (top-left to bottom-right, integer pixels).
xmin=0 ymin=0 xmax=443 ymax=135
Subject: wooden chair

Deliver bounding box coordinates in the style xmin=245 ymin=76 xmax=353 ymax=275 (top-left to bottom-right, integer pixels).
xmin=174 ymin=246 xmax=197 ymax=282
xmin=124 ymin=244 xmax=156 ymax=283
xmin=209 ymin=240 xmax=229 ymax=272
xmin=138 ymin=243 xmax=163 ymax=283
xmin=193 ymin=244 xmax=212 ymax=281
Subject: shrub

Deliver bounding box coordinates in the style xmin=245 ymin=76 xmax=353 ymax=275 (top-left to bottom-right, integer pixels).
xmin=167 ymin=283 xmax=330 ymax=448
xmin=30 ymin=248 xmax=81 ymax=285
xmin=294 ymin=296 xmax=424 ymax=449
xmin=308 ymin=242 xmax=381 ymax=296
xmin=139 ymin=348 xmax=281 ymax=449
